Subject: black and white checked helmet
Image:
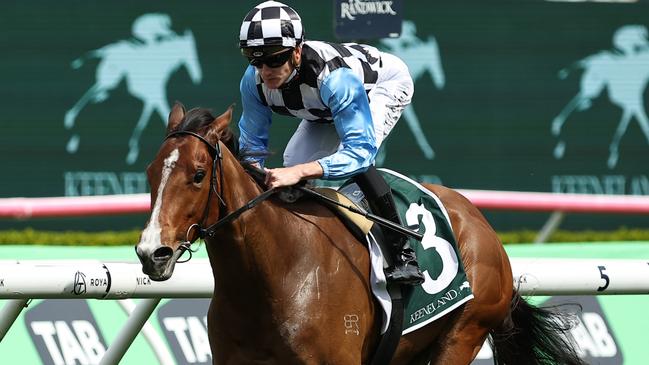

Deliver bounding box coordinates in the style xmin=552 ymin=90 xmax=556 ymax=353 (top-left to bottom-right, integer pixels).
xmin=239 ymin=1 xmax=304 ymax=49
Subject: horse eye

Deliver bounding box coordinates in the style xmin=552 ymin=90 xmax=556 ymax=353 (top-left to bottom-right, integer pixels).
xmin=193 ymin=171 xmax=206 ymax=184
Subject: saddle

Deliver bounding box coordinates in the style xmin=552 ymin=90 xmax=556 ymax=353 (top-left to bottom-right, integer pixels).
xmin=311 ymin=187 xmax=374 ymax=237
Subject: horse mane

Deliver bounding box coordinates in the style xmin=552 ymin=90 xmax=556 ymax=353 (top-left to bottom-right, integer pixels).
xmin=240 ymin=160 xmax=268 ymax=188
xmin=174 ymin=107 xmax=240 ymax=154
xmin=176 ymin=107 xmax=214 ymax=132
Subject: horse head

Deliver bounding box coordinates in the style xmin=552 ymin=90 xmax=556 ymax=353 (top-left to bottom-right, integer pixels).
xmin=135 ymin=102 xmax=233 ymax=281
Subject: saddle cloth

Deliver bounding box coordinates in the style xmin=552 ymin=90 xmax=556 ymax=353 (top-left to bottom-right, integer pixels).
xmin=332 ymin=168 xmax=474 ymax=335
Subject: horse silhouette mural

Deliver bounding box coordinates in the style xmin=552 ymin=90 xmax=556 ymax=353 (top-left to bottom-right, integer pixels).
xmin=64 ymin=13 xmax=203 ymax=164
xmin=552 ymin=25 xmax=649 ymax=169
xmin=378 ymin=20 xmax=445 ymax=165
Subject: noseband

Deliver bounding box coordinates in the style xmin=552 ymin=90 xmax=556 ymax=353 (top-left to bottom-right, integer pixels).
xmin=163 ymin=130 xmax=277 ymax=261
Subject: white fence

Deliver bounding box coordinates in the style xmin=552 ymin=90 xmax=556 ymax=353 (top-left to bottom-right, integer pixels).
xmin=1 ymin=258 xmax=649 ymax=364
xmin=2 ymin=258 xmax=649 ymax=300
xmin=2 ymin=192 xmax=649 ymax=363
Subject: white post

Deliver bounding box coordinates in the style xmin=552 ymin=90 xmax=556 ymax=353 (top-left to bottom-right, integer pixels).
xmin=0 ymin=299 xmax=28 ymax=341
xmin=534 ymin=211 xmax=565 ymax=244
xmin=99 ymin=298 xmax=161 ymax=365
xmin=116 ymin=299 xmax=175 ymax=365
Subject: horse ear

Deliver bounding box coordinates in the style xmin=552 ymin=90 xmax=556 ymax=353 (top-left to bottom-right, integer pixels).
xmin=213 ymin=104 xmax=234 ymax=133
xmin=205 ymin=104 xmax=235 ymax=146
xmin=167 ymin=102 xmax=186 ymax=134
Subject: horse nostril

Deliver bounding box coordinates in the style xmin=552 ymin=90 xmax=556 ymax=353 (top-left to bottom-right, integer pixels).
xmin=153 ymin=246 xmax=174 ymax=262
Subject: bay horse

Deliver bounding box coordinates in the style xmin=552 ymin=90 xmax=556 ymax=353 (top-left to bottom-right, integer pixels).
xmin=135 ymin=103 xmax=584 ymax=364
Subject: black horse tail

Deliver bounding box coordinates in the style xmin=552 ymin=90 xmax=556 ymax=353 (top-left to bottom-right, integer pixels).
xmin=489 ymin=291 xmax=586 ymax=365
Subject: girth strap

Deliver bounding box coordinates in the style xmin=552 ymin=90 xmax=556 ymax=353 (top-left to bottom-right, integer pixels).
xmin=371 ymin=285 xmax=404 ymax=365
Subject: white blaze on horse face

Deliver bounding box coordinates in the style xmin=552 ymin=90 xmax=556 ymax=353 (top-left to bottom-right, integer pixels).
xmin=139 ymin=148 xmax=180 ymax=250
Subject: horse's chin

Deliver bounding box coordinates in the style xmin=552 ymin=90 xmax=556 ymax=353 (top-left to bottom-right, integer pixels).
xmin=144 ymin=261 xmax=175 ymax=281
xmin=143 ymin=246 xmax=184 ymax=281
xmin=148 ymin=270 xmax=173 ymax=282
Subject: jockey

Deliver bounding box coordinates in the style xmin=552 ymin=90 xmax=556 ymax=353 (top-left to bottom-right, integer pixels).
xmin=237 ymin=1 xmax=424 ymax=285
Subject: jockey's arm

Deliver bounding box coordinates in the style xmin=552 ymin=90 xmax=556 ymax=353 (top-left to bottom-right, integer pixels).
xmin=238 ymin=65 xmax=272 ymax=166
xmin=316 ymin=67 xmax=377 ymax=180
xmin=265 ymin=68 xmax=377 ymax=189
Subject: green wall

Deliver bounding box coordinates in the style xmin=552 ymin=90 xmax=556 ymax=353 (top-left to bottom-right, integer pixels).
xmin=1 ymin=1 xmax=648 ymax=231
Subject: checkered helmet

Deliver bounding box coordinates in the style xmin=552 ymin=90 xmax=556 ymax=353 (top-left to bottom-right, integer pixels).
xmin=239 ymin=1 xmax=304 ymax=49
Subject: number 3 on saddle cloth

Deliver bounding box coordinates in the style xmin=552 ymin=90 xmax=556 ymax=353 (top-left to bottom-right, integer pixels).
xmin=330 ymin=168 xmax=474 ymax=335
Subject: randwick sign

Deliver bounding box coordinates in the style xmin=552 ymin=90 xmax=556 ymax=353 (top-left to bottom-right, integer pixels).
xmin=339 ymin=0 xmax=397 ymax=20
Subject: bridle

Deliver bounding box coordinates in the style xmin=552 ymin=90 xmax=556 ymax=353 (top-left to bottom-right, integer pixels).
xmin=163 ymin=130 xmax=277 ymax=262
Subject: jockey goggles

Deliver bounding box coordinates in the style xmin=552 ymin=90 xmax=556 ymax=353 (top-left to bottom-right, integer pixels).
xmin=243 ymin=47 xmax=293 ymax=68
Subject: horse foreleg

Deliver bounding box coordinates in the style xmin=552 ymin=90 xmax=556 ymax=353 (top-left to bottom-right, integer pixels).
xmin=64 ymin=84 xmax=105 ymax=129
xmin=402 ymin=105 xmax=435 ymax=160
xmin=608 ymin=109 xmax=633 ymax=169
xmin=552 ymin=93 xmax=585 ymax=137
xmin=552 ymin=93 xmax=587 ymax=159
xmin=64 ymin=84 xmax=106 ymax=154
xmin=634 ymin=107 xmax=649 ymax=144
xmin=126 ymin=103 xmax=154 ymax=165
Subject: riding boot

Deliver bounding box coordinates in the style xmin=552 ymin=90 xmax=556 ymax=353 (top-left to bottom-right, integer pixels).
xmin=373 ymin=192 xmax=425 ymax=285
xmin=354 ymin=166 xmax=425 ymax=285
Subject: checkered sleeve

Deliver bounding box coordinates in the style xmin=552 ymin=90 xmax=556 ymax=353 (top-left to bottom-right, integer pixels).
xmin=317 ymin=68 xmax=377 ymax=179
xmin=238 ymin=66 xmax=272 ymax=166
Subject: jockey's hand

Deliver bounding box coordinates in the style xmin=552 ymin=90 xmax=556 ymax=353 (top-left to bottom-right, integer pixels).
xmin=264 ymin=162 xmax=324 ymax=189
xmin=264 ymin=167 xmax=302 ymax=189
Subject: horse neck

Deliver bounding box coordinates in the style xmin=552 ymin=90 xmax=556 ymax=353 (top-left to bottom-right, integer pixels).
xmin=219 ymin=155 xmax=266 ymax=222
xmin=204 ymin=152 xmax=371 ymax=329
xmin=206 ymin=153 xmax=294 ymax=288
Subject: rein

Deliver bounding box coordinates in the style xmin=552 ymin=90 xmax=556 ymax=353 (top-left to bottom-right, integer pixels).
xmin=163 ymin=130 xmax=277 ymax=262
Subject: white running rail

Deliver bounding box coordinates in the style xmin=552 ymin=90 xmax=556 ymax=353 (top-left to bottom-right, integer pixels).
xmin=1 ymin=258 xmax=649 ymax=364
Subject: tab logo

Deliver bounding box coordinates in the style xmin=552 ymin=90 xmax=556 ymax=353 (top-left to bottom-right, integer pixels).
xmin=26 ymin=299 xmax=107 ymax=365
xmin=552 ymin=296 xmax=621 ymax=362
xmin=158 ymin=298 xmax=212 ymax=364
xmin=471 ymin=296 xmax=622 ymax=364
